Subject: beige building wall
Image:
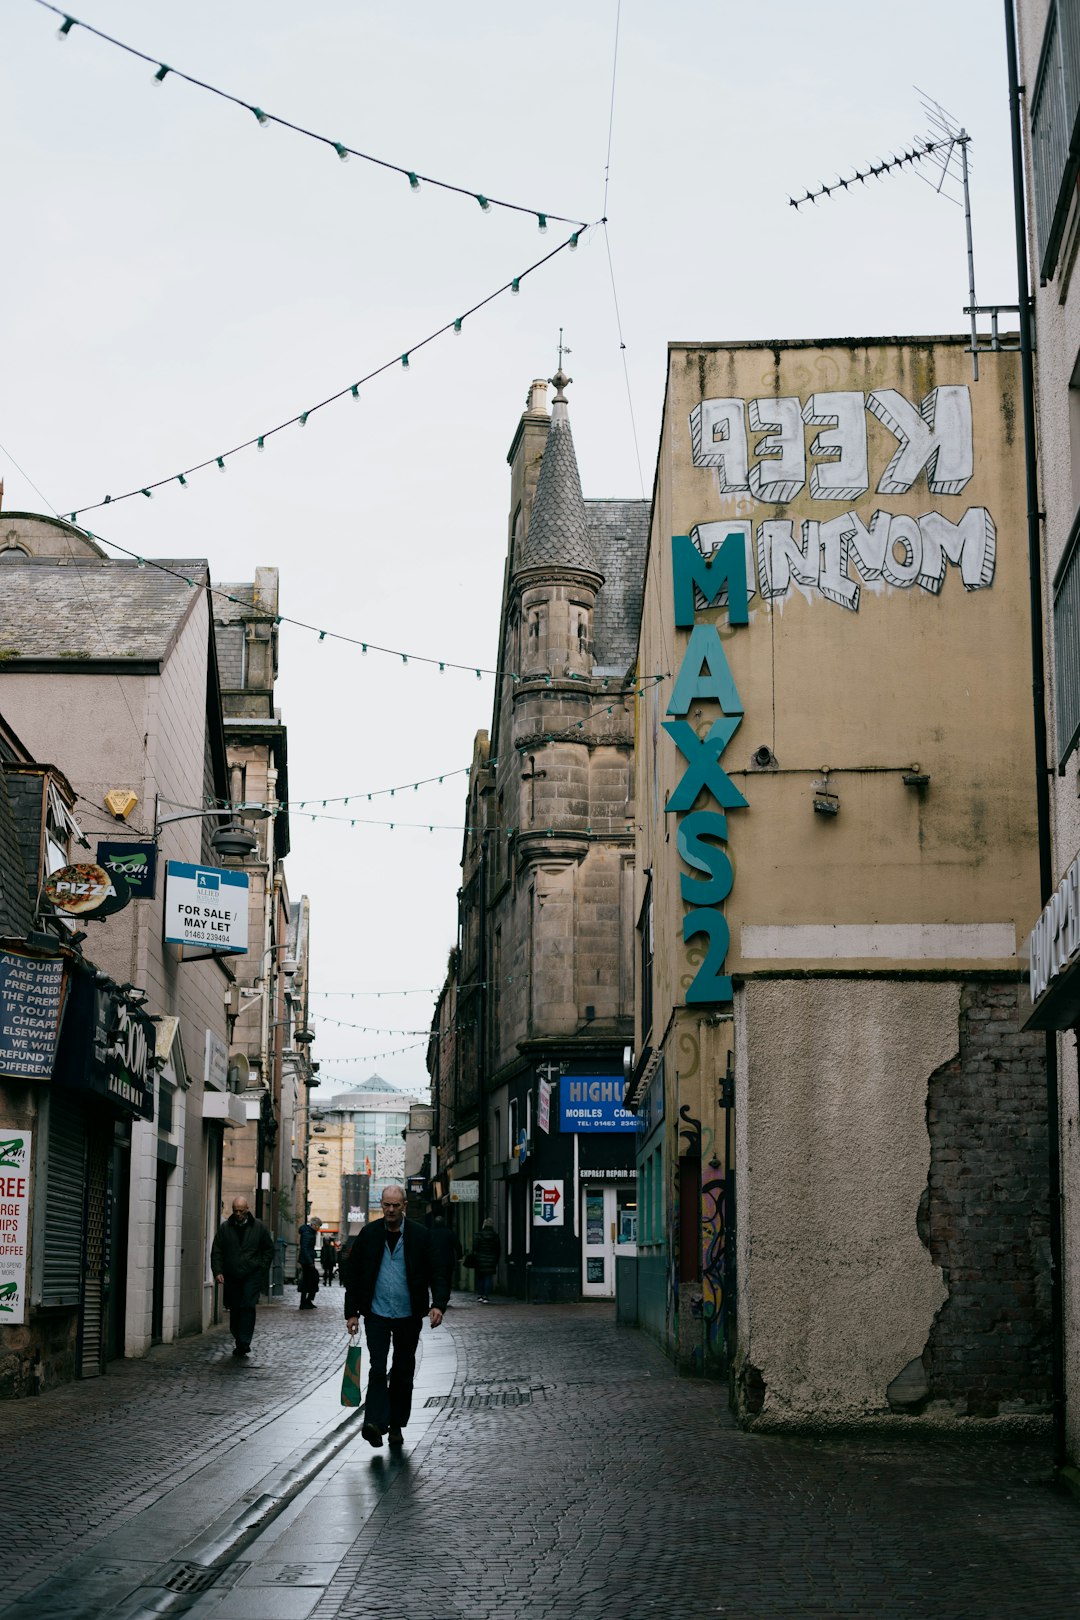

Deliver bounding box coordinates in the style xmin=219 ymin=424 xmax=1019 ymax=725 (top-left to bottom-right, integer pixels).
xmin=0 ymin=517 xmax=234 ymax=1346
xmin=637 ymin=338 xmax=1044 ymax=1423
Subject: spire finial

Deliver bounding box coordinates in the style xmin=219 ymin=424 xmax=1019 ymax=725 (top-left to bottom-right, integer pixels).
xmin=551 ymin=331 xmax=572 ymax=404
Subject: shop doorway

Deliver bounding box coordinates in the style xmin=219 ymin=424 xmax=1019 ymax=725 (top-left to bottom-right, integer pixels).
xmin=581 ymin=1184 xmax=638 ymax=1298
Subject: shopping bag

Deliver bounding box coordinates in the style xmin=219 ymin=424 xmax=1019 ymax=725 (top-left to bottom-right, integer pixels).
xmin=340 ymin=1337 xmax=363 ymax=1406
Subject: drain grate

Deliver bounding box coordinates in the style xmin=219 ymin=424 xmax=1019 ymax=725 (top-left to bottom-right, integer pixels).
xmin=426 ymin=1388 xmax=543 ymax=1410
xmin=163 ymin=1563 xmax=225 ymax=1595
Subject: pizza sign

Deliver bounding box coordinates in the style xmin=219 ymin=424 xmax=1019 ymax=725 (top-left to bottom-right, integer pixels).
xmin=45 ymin=863 xmax=131 ymax=918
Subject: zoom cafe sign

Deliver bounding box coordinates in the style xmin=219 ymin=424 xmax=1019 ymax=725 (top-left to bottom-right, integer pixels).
xmin=667 ymin=533 xmax=749 ymax=1004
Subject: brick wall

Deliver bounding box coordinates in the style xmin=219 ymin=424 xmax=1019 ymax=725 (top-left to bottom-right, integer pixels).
xmin=923 ymin=979 xmax=1052 ymax=1414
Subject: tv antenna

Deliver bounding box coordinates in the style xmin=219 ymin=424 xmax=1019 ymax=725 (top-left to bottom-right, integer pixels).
xmin=788 ymin=91 xmax=991 ymax=380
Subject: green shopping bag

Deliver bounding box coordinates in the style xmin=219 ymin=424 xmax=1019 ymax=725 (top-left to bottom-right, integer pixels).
xmin=340 ymin=1336 xmax=363 ymax=1406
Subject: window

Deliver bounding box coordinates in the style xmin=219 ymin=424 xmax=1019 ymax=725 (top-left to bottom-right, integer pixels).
xmin=1031 ymin=0 xmax=1080 ymax=280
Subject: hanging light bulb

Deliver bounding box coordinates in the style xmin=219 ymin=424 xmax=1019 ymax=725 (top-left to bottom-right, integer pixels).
xmin=153 ymin=64 xmax=170 ymax=85
xmin=141 ymin=488 xmax=153 ymax=500
xmin=57 ymin=16 xmax=75 ymax=40
xmin=177 ymin=473 xmax=188 ymax=489
xmin=408 ymin=172 xmax=420 ymax=192
xmin=476 ymin=195 xmax=491 ymax=212
xmin=537 ymin=213 xmax=548 ymax=233
xmin=251 ymin=106 xmax=270 ymax=126
xmin=333 ymin=142 xmax=350 ymax=162
xmin=216 ymin=457 xmax=226 ymax=472
xmin=257 ymin=436 xmax=265 ymax=452
xmin=511 ymin=278 xmax=521 ymax=295
xmin=351 ymin=384 xmax=360 ymax=400
xmin=401 ymin=354 xmax=410 ymax=369
xmin=299 ymin=411 xmax=310 ymax=427
xmin=453 ymin=318 xmax=463 ymax=335
xmin=569 ymin=231 xmax=580 ymax=251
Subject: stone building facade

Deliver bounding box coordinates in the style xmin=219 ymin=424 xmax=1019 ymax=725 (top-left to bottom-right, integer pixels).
xmin=0 ymin=512 xmax=298 ymax=1385
xmin=433 ymin=375 xmax=648 ymax=1300
xmin=214 ymin=569 xmax=315 ymax=1261
xmin=631 ymin=337 xmax=1051 ymax=1427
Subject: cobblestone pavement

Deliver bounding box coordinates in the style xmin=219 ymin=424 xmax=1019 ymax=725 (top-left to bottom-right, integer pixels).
xmin=305 ymin=1299 xmax=1080 ymax=1620
xmin=9 ymin=1292 xmax=1080 ymax=1620
xmin=1 ymin=1282 xmax=349 ymax=1608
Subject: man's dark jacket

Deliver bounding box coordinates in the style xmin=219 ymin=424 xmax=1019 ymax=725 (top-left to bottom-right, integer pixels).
xmin=341 ymin=1217 xmax=451 ymax=1319
xmin=211 ymin=1213 xmax=275 ymax=1309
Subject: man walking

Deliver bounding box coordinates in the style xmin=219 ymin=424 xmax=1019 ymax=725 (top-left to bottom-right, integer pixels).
xmin=343 ymin=1184 xmax=450 ymax=1449
xmin=298 ymin=1214 xmax=322 ymax=1309
xmin=211 ymin=1195 xmax=275 ymax=1357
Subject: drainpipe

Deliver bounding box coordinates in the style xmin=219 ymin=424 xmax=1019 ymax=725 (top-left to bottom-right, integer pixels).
xmin=1004 ymin=0 xmax=1065 ymax=1468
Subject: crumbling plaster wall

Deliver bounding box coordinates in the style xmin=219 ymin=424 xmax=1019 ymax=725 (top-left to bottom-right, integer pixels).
xmin=734 ymin=978 xmax=956 ymax=1426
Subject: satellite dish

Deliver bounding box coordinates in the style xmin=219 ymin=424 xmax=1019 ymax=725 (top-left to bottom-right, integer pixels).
xmin=227 ymin=1051 xmax=250 ymax=1093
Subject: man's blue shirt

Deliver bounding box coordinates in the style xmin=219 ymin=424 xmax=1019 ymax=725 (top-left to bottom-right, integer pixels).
xmin=371 ymin=1228 xmax=412 ymax=1318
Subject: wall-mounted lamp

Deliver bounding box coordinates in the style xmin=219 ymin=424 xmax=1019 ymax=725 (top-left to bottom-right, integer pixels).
xmin=812 ymin=773 xmax=839 ymax=816
xmin=902 ymin=771 xmax=931 ymax=789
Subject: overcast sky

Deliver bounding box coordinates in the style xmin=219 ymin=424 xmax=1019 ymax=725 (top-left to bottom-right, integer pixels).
xmin=0 ymin=1 xmax=1019 ymax=1092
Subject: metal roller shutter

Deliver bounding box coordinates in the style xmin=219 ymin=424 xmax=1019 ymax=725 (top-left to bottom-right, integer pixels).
xmin=41 ymin=1091 xmax=87 ymax=1308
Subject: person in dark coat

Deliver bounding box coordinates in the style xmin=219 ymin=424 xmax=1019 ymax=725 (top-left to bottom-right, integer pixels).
xmin=298 ymin=1215 xmax=322 ymax=1308
xmin=473 ymin=1216 xmax=500 ymax=1302
xmin=211 ymin=1196 xmax=276 ymax=1356
xmin=320 ymin=1236 xmax=338 ymax=1287
xmin=342 ymin=1184 xmax=451 ymax=1450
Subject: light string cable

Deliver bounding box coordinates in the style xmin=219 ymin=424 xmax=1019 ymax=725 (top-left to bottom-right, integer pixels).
xmin=319 ymin=1040 xmax=429 ymax=1064
xmin=284 ymin=675 xmax=668 ymax=831
xmin=36 ymin=1 xmax=586 ymax=228
xmin=64 ymin=225 xmax=592 ymax=521
xmin=313 ymin=1012 xmax=479 ymax=1036
xmin=61 ymin=533 xmax=514 ymax=679
xmin=600 ymin=0 xmax=646 ymax=502
xmin=249 ymin=670 xmax=657 ymax=805
xmin=311 ymin=979 xmax=518 ymax=998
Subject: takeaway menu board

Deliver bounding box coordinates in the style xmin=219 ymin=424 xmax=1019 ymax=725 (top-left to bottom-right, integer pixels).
xmin=0 ymin=950 xmax=67 ymax=1081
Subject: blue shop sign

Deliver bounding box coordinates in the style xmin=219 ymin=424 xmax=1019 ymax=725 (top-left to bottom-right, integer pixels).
xmin=558 ymin=1077 xmax=638 ymax=1133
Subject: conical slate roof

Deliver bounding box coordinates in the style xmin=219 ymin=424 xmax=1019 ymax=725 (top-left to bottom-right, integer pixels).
xmin=517 ymin=373 xmax=602 ymax=578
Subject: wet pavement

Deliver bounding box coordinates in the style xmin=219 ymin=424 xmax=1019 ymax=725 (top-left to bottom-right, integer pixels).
xmin=5 ymin=1284 xmax=1080 ymax=1619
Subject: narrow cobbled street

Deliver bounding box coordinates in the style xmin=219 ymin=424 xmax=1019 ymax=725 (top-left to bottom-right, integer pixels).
xmin=4 ymin=1286 xmax=1080 ymax=1620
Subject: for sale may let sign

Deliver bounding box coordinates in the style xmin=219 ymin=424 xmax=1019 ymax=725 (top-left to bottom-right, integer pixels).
xmin=164 ymin=862 xmax=249 ymax=953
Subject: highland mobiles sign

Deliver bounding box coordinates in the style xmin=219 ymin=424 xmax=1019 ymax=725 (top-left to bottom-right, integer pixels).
xmin=667 ymin=532 xmax=749 ymax=1003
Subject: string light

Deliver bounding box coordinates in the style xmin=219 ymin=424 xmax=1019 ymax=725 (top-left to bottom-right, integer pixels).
xmin=59 ymin=519 xmax=521 ymax=678
xmin=312 ymin=975 xmax=527 ymax=998
xmin=64 ymin=227 xmax=593 ymax=519
xmin=36 ymin=2 xmax=587 ymax=227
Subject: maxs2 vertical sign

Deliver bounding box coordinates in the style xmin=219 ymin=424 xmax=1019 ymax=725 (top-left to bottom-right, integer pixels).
xmin=666 ymin=533 xmax=749 ymax=1003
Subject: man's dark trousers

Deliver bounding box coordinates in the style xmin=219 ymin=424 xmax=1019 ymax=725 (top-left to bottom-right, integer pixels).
xmin=363 ymin=1312 xmax=423 ymax=1430
xmin=230 ymin=1305 xmax=256 ymax=1350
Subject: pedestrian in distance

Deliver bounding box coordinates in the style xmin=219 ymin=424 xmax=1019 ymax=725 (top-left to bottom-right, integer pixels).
xmin=298 ymin=1214 xmax=322 ymax=1308
xmin=473 ymin=1216 xmax=500 ymax=1303
xmin=342 ymin=1183 xmax=451 ymax=1450
xmin=320 ymin=1235 xmax=338 ymax=1287
xmin=211 ymin=1195 xmax=276 ymax=1357
xmin=428 ymin=1213 xmax=462 ymax=1291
